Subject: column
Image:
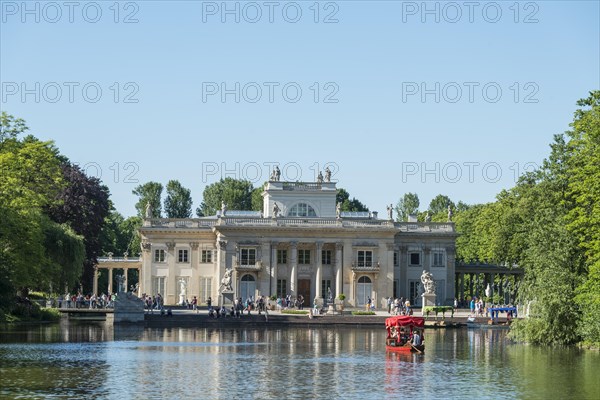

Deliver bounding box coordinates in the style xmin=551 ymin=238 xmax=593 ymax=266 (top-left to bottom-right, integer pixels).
xmin=446 ymin=245 xmax=455 ymax=305
xmin=93 ymin=267 xmax=99 ymax=295
xmin=271 ymin=242 xmax=278 ymax=296
xmin=123 ymin=268 xmax=129 ymax=292
xmin=166 ymin=241 xmax=176 ymax=304
xmin=108 ymin=268 xmax=113 ymax=293
xmin=335 ymin=243 xmax=343 ymax=297
xmin=399 ymin=245 xmax=408 ymax=299
xmin=190 ymin=242 xmax=199 ymax=296
xmin=469 ymin=273 xmax=473 ymax=298
xmin=290 ymin=242 xmax=298 ymax=298
xmin=141 ymin=241 xmax=152 ymax=296
xmin=315 ymin=242 xmax=323 ymax=300
xmin=423 ymin=247 xmax=431 ymax=272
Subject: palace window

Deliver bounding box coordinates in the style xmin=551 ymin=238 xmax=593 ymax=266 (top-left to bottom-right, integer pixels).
xmin=201 ymin=250 xmax=212 ymax=263
xmin=199 ymin=277 xmax=212 ymax=303
xmin=288 ymin=203 xmax=317 ymax=217
xmin=152 ymin=276 xmax=166 ymax=296
xmin=322 ymin=250 xmax=332 ymax=265
xmin=409 ymin=252 xmax=421 ymax=266
xmin=298 ymin=249 xmax=311 ymax=264
xmin=432 ymin=252 xmax=445 ymax=267
xmin=277 ymin=249 xmax=287 ymax=264
xmin=277 ymin=279 xmax=287 ymax=298
xmin=154 ymin=249 xmax=165 ymax=263
xmin=240 ymin=248 xmax=256 ymax=266
xmin=357 ymin=250 xmax=373 ymax=267
xmin=321 ymin=280 xmax=332 ymax=299
xmin=178 ymin=249 xmax=189 ymax=263
xmin=393 ymin=252 xmax=398 ymax=266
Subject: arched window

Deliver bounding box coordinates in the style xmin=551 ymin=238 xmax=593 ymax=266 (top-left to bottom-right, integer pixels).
xmin=240 ymin=274 xmax=256 ymax=301
xmin=288 ymin=203 xmax=317 ymax=217
xmin=356 ymin=276 xmax=372 ymax=306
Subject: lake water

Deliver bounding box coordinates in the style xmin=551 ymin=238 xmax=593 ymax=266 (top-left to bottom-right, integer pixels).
xmin=1 ymin=323 xmax=599 ymax=399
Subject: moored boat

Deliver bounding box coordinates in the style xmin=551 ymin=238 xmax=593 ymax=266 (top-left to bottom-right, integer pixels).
xmin=385 ymin=315 xmax=425 ymax=353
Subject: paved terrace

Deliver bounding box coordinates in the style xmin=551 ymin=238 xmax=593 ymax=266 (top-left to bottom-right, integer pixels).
xmin=143 ymin=307 xmax=514 ymax=328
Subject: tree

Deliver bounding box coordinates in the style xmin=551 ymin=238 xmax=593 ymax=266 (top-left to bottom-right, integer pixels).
xmin=251 ymin=185 xmax=265 ymax=212
xmin=336 ymin=188 xmax=369 ymax=212
xmin=428 ymin=194 xmax=455 ymax=215
xmin=0 ymin=111 xmax=29 ymax=144
xmin=164 ymin=180 xmax=193 ymax=218
xmin=564 ymin=91 xmax=600 ymax=345
xmin=395 ymin=192 xmax=420 ymax=222
xmin=42 ymin=220 xmax=85 ymax=292
xmin=47 ymin=162 xmax=111 ymax=292
xmin=133 ymin=182 xmax=163 ymax=218
xmin=197 ymin=178 xmax=254 ymax=217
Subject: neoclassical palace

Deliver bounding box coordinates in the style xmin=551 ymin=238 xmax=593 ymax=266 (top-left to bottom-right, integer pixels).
xmin=136 ymin=180 xmax=458 ymax=307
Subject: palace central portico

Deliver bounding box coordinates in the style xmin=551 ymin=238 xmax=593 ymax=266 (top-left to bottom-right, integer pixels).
xmin=138 ymin=178 xmax=458 ymax=307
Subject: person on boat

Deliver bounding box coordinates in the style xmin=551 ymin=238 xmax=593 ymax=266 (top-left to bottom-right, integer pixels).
xmin=412 ymin=330 xmax=422 ymax=347
xmin=399 ymin=328 xmax=407 ymax=345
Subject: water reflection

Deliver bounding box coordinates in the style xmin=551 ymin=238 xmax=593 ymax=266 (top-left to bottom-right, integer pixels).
xmin=1 ymin=324 xmax=599 ymax=399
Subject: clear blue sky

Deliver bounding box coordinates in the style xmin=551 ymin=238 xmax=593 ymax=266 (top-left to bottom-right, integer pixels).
xmin=2 ymin=0 xmax=599 ymax=217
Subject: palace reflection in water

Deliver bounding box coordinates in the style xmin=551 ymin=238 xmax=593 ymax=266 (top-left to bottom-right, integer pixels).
xmin=1 ymin=323 xmax=599 ymax=399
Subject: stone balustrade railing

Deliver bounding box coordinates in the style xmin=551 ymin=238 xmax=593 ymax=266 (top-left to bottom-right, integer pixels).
xmin=98 ymin=257 xmax=142 ymax=263
xmin=142 ymin=218 xmax=455 ymax=232
xmin=351 ymin=261 xmax=381 ymax=271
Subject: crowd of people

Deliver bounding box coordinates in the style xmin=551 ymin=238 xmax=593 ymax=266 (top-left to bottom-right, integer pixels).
xmin=57 ymin=292 xmax=118 ymax=309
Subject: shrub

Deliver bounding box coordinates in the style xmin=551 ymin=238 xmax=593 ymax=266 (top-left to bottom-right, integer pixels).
xmin=352 ymin=311 xmax=375 ymax=315
xmin=281 ymin=309 xmax=309 ymax=315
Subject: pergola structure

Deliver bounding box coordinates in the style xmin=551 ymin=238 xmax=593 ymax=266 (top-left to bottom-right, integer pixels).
xmin=455 ymin=262 xmax=524 ymax=304
xmin=94 ymin=252 xmax=142 ymax=296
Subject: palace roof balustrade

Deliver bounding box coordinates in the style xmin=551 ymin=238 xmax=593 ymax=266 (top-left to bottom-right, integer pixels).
xmin=141 ymin=218 xmax=455 ymax=233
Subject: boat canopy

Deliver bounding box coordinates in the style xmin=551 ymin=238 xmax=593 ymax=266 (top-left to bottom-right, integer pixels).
xmin=385 ymin=315 xmax=425 ymax=328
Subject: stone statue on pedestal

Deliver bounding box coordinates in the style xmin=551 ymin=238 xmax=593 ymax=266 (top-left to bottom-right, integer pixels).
xmin=317 ymin=171 xmax=323 ymax=183
xmin=273 ymin=202 xmax=280 ymax=218
xmin=425 ymin=212 xmax=432 ymax=222
xmin=336 ymin=202 xmax=341 ymax=218
xmin=324 ymin=166 xmax=331 ymax=182
xmin=220 ymin=268 xmax=233 ymax=292
xmin=178 ymin=278 xmax=187 ymax=305
xmin=145 ymin=202 xmax=151 ymax=218
xmin=387 ymin=204 xmax=393 ymax=220
xmin=447 ymin=205 xmax=453 ymax=222
xmin=270 ymin=166 xmax=281 ymax=181
xmin=421 ymin=270 xmax=436 ymax=295
xmin=221 ymin=201 xmax=227 ymax=216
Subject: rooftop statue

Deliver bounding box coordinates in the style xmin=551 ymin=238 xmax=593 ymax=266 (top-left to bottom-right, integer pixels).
xmin=324 ymin=166 xmax=331 ymax=182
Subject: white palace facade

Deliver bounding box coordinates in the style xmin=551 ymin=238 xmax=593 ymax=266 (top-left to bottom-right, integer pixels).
xmin=137 ymin=180 xmax=458 ymax=307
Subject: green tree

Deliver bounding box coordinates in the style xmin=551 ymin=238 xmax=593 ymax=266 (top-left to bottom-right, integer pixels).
xmin=133 ymin=182 xmax=163 ymax=218
xmin=42 ymin=220 xmax=85 ymax=292
xmin=395 ymin=192 xmax=420 ymax=222
xmin=164 ymin=180 xmax=193 ymax=218
xmin=336 ymin=188 xmax=369 ymax=212
xmin=251 ymin=185 xmax=265 ymax=212
xmin=197 ymin=178 xmax=254 ymax=217
xmin=0 ymin=111 xmax=29 ymax=144
xmin=428 ymin=194 xmax=455 ymax=215
xmin=564 ymin=91 xmax=600 ymax=345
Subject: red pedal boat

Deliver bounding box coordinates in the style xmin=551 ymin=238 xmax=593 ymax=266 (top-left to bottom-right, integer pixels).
xmin=385 ymin=315 xmax=425 ymax=353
